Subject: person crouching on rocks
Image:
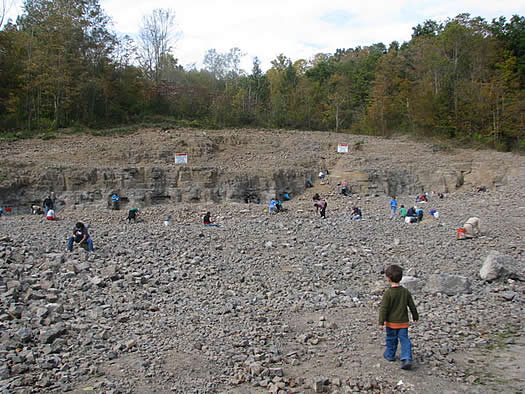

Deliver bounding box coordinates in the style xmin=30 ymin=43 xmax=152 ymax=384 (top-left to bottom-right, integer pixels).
xmin=127 ymin=208 xmax=139 ymax=223
xmin=67 ymin=222 xmax=94 ymax=252
xmin=351 ymin=206 xmax=362 ymax=220
xmin=314 ymin=199 xmax=327 ymax=219
xmin=203 ymin=212 xmax=219 ymax=226
xmin=463 ymin=217 xmax=481 ymax=238
xmin=379 ymin=264 xmax=419 ymax=370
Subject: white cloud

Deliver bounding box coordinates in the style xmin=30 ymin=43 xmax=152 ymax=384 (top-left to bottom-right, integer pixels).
xmin=4 ymin=0 xmax=524 ymax=71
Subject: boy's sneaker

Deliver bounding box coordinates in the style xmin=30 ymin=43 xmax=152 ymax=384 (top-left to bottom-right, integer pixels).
xmin=401 ymin=360 xmax=412 ymax=370
xmin=383 ymin=354 xmax=395 ymax=362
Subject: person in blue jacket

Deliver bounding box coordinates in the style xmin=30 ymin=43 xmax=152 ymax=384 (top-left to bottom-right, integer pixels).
xmin=390 ymin=197 xmax=398 ymax=219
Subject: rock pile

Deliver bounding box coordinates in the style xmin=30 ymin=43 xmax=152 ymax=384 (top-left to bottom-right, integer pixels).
xmin=0 ymin=159 xmax=524 ymax=393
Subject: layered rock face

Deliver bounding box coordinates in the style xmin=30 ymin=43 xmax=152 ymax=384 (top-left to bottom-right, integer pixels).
xmin=0 ymin=128 xmax=518 ymax=210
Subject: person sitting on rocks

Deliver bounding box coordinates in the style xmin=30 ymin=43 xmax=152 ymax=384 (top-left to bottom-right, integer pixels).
xmin=275 ymin=200 xmax=283 ymax=212
xmin=312 ymin=193 xmax=320 ymax=201
xmin=31 ymin=204 xmax=43 ymax=214
xmin=404 ymin=206 xmax=418 ymax=223
xmin=46 ymin=208 xmax=57 ymax=220
xmin=128 ymin=208 xmax=139 ymax=223
xmin=164 ymin=215 xmax=171 ymax=226
xmin=203 ymin=212 xmax=219 ymax=226
xmin=314 ymin=199 xmax=327 ymax=219
xmin=67 ymin=222 xmax=94 ymax=252
xmin=351 ymin=206 xmax=362 ymax=220
xmin=341 ymin=181 xmax=350 ymax=196
xmin=283 ymin=192 xmax=291 ymax=201
xmin=416 ymin=207 xmax=424 ymax=222
xmin=305 ymin=180 xmax=313 ymax=188
xmin=318 ymin=171 xmax=325 ymax=179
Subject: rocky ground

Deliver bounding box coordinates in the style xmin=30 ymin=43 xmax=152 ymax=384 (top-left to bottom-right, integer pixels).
xmin=0 ymin=130 xmax=524 ymax=393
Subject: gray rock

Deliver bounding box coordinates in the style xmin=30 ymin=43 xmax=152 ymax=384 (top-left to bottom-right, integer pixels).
xmin=8 ymin=304 xmax=24 ymax=319
xmin=16 ymin=327 xmax=33 ymax=343
xmin=39 ymin=326 xmax=67 ymax=344
xmin=500 ymin=291 xmax=517 ymax=301
xmin=0 ymin=364 xmax=10 ymax=379
xmin=400 ymin=276 xmax=424 ymax=293
xmin=480 ymin=251 xmax=524 ymax=281
xmin=425 ymin=274 xmax=472 ymax=296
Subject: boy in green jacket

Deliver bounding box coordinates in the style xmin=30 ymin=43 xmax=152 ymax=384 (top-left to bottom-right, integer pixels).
xmin=379 ymin=264 xmax=419 ymax=370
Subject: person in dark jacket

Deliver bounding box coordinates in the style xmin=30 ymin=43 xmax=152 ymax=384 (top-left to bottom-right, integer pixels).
xmin=203 ymin=212 xmax=219 ymax=226
xmin=128 ymin=208 xmax=139 ymax=223
xmin=67 ymin=222 xmax=94 ymax=252
xmin=43 ymin=196 xmax=53 ymax=215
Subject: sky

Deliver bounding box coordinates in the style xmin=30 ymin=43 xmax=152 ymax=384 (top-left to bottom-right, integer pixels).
xmin=3 ymin=0 xmax=524 ymax=72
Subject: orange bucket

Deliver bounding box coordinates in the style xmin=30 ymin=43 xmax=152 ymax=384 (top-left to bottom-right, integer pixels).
xmin=456 ymin=228 xmax=466 ymax=240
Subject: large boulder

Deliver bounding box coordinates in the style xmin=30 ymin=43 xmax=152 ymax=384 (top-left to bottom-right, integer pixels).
xmin=425 ymin=274 xmax=471 ymax=296
xmin=480 ymin=251 xmax=524 ymax=281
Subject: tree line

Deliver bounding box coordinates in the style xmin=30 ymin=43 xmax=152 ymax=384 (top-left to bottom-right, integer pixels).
xmin=0 ymin=0 xmax=523 ymax=151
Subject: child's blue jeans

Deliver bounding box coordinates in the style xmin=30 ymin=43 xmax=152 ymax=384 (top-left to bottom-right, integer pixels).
xmin=384 ymin=327 xmax=412 ymax=362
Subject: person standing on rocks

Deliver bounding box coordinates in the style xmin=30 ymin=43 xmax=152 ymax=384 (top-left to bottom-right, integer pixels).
xmin=379 ymin=264 xmax=419 ymax=370
xmin=399 ymin=205 xmax=407 ymax=219
xmin=67 ymin=222 xmax=94 ymax=252
xmin=43 ymin=195 xmax=53 ymax=216
xmin=111 ymin=193 xmax=120 ymax=210
xmin=390 ymin=197 xmax=397 ymax=219
xmin=314 ymin=199 xmax=327 ymax=219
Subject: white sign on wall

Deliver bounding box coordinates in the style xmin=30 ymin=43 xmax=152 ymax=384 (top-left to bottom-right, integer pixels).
xmin=337 ymin=144 xmax=349 ymax=153
xmin=175 ymin=153 xmax=188 ymax=164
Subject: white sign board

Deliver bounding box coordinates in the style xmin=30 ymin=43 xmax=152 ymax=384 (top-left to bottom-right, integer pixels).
xmin=175 ymin=154 xmax=188 ymax=164
xmin=337 ymin=144 xmax=349 ymax=153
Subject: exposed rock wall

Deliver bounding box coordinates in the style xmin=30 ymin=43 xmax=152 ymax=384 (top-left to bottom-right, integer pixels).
xmin=0 ymin=166 xmax=316 ymax=211
xmin=0 ymin=129 xmax=519 ymax=211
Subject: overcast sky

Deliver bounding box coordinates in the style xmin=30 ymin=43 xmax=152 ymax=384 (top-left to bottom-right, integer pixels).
xmin=4 ymin=0 xmax=524 ymax=71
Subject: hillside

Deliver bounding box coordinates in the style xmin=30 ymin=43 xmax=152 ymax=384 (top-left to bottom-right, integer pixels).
xmin=0 ymin=128 xmax=521 ymax=211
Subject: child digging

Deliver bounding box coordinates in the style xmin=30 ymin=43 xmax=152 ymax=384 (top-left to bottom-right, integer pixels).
xmin=379 ymin=264 xmax=419 ymax=370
